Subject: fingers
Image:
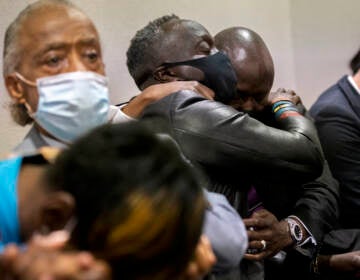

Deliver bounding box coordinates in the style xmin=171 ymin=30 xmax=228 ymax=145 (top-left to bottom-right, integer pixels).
xmin=1 ymin=244 xmax=20 ymax=262
xmin=192 ymin=82 xmax=215 ymax=100
xmin=275 ymin=88 xmax=296 ymax=95
xmin=247 ymin=240 xmax=267 ymax=251
xmin=30 ymin=230 xmax=69 ymax=250
xmin=243 ymin=213 xmax=276 ymax=229
xmin=244 ymin=217 xmax=264 ymax=228
xmin=268 ymin=88 xmax=300 ymax=105
xmin=38 ymin=274 xmax=55 ymax=280
xmin=197 ymin=236 xmax=216 ymax=269
xmin=192 ymin=235 xmax=216 ymax=275
xmin=276 ymin=88 xmax=286 ymax=93
xmin=75 ymin=252 xmax=96 ymax=269
xmin=244 ymin=239 xmax=273 ymax=261
xmin=293 ymin=95 xmax=301 ymax=105
xmin=246 ymin=229 xmax=272 ymax=243
xmin=244 ymin=251 xmax=268 ymax=261
xmin=0 ymin=244 xmax=21 ymax=275
xmin=184 ymin=235 xmax=216 ymax=280
xmin=77 ymin=258 xmax=112 ymax=280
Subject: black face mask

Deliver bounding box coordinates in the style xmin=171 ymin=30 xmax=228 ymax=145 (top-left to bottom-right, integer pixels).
xmin=160 ymin=52 xmax=238 ymax=102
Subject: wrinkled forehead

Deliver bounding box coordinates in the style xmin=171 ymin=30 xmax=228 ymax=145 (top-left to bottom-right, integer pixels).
xmin=18 ymin=5 xmax=99 ymax=45
xmin=22 ymin=4 xmax=90 ymax=26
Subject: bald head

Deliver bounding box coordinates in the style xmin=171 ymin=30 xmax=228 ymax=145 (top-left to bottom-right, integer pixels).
xmin=215 ymin=27 xmax=274 ymax=112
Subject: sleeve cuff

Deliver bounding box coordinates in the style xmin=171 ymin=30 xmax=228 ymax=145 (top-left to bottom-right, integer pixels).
xmin=288 ymin=215 xmax=317 ymax=257
xmin=108 ymin=104 xmax=137 ymax=123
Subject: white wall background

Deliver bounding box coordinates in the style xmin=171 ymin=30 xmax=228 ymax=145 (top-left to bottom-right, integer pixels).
xmin=290 ymin=0 xmax=360 ymax=106
xmin=0 ymin=0 xmax=359 ymax=157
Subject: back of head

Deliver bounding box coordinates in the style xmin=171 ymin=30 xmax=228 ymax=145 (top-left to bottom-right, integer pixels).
xmin=46 ymin=122 xmax=205 ymax=280
xmin=350 ymin=47 xmax=360 ymax=75
xmin=215 ymin=27 xmax=274 ymax=97
xmin=126 ymin=14 xmax=180 ymax=88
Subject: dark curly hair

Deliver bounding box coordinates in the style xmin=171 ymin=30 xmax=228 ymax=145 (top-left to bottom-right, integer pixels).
xmin=350 ymin=47 xmax=360 ymax=74
xmin=126 ymin=14 xmax=180 ymax=88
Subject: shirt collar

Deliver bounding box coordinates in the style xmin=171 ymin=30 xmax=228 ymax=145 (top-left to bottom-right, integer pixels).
xmin=347 ymin=75 xmax=360 ymax=95
xmin=39 ymin=133 xmax=68 ymax=149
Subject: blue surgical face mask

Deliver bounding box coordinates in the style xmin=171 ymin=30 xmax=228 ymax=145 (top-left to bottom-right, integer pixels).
xmin=0 ymin=157 xmax=22 ymax=252
xmin=16 ymin=71 xmax=110 ymax=143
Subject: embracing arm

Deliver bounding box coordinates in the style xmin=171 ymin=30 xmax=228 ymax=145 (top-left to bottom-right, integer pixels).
xmin=314 ymin=230 xmax=360 ymax=278
xmin=111 ymin=81 xmax=214 ymax=121
xmin=143 ymin=90 xmax=324 ymax=184
xmin=291 ymin=161 xmax=340 ymax=242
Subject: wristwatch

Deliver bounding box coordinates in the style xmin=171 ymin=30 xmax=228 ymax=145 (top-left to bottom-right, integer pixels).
xmin=285 ymin=218 xmax=303 ymax=246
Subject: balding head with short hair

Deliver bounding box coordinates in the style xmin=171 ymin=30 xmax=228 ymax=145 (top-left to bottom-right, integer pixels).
xmin=126 ymin=14 xmax=180 ymax=88
xmin=3 ymin=0 xmax=80 ymax=76
xmin=3 ymin=0 xmax=91 ymax=126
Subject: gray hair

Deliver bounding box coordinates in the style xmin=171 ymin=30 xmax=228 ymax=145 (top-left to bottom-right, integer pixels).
xmin=3 ymin=0 xmax=80 ymax=126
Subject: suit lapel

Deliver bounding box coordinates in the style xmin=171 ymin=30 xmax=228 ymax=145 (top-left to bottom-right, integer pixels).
xmin=338 ymin=76 xmax=360 ymax=119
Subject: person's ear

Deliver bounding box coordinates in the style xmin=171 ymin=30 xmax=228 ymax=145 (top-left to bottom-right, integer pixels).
xmin=5 ymin=74 xmax=26 ymax=104
xmin=153 ymin=65 xmax=181 ymax=82
xmin=40 ymin=191 xmax=75 ymax=232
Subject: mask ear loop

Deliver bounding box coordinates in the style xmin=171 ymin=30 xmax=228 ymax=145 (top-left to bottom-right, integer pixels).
xmin=14 ymin=72 xmax=37 ymax=118
xmin=14 ymin=72 xmax=37 ymax=87
xmin=23 ymin=102 xmax=36 ymax=118
xmin=152 ymin=65 xmax=187 ymax=83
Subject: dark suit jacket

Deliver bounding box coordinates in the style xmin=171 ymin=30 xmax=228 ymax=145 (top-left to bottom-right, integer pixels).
xmin=254 ymin=105 xmax=339 ymax=242
xmin=258 ymin=160 xmax=339 ymax=243
xmin=310 ymin=75 xmax=360 ymax=228
xmin=321 ymin=229 xmax=360 ymax=254
xmin=142 ymin=90 xmax=338 ymax=279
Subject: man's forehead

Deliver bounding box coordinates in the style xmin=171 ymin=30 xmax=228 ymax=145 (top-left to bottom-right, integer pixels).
xmin=163 ymin=19 xmax=210 ymax=40
xmin=18 ymin=6 xmax=99 ymax=49
xmin=19 ymin=5 xmax=95 ymax=36
xmin=178 ymin=19 xmax=210 ymax=38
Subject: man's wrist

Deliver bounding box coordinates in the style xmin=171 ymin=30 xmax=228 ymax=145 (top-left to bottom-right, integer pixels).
xmin=121 ymin=94 xmax=149 ymax=118
xmin=312 ymin=254 xmax=331 ymax=275
xmin=284 ymin=217 xmax=307 ymax=247
xmin=271 ymin=100 xmax=300 ymax=120
xmin=279 ymin=220 xmax=295 ymax=249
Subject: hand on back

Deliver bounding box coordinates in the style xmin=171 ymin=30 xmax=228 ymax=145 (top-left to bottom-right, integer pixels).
xmin=267 ymin=88 xmax=302 ymax=106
